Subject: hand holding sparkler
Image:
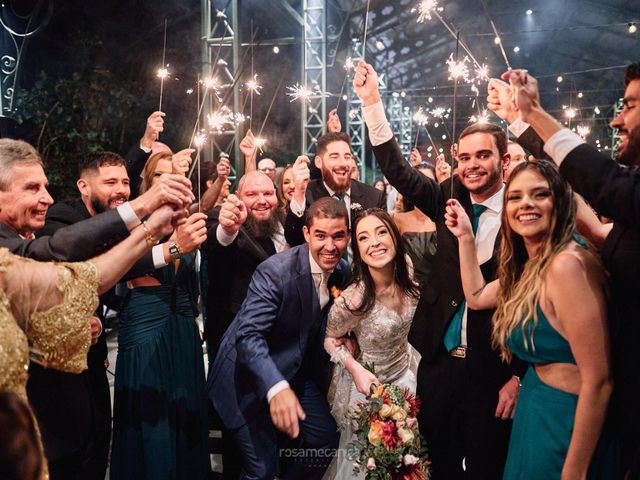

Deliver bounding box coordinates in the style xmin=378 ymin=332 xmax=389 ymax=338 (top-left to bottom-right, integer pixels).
xmin=217 ymin=157 xmax=230 ymax=182
xmin=171 ymin=148 xmax=195 ymax=176
xmin=353 ymin=60 xmax=381 ymax=107
xmin=141 ymin=111 xmax=165 ymax=149
xmin=291 ymin=155 xmax=311 ymax=206
xmin=409 ymin=148 xmax=422 ymax=166
xmin=218 ymin=194 xmax=248 ymax=236
xmin=501 ymin=70 xmax=541 ymax=124
xmin=327 ymin=108 xmax=341 ymax=133
xmin=487 ymin=78 xmax=519 ymax=124
xmin=435 ymin=154 xmax=452 ymax=183
xmin=239 ymin=129 xmax=258 ymax=171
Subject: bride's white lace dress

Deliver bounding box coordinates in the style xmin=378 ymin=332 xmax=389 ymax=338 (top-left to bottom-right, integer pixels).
xmin=323 ymin=282 xmax=420 ymax=479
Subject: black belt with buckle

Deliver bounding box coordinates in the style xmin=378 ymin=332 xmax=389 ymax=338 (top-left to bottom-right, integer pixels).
xmin=450 ymin=346 xmax=467 ymax=358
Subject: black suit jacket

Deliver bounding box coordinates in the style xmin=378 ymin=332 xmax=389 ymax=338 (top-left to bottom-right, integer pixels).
xmin=283 ymin=179 xmax=386 ymax=247
xmin=518 ymin=132 xmax=640 ymax=435
xmin=38 ymin=201 xmax=155 ymax=279
xmin=203 ymin=206 xmax=278 ymax=359
xmin=0 ymin=207 xmax=130 ymax=262
xmin=124 ymin=144 xmax=152 ymax=199
xmin=372 ymin=137 xmax=522 ymax=388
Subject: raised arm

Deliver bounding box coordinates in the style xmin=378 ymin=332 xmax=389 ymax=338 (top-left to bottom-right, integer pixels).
xmin=239 ymin=129 xmax=258 ymax=173
xmin=444 ymin=199 xmax=499 ymax=310
xmin=353 ymin=60 xmax=443 ymax=219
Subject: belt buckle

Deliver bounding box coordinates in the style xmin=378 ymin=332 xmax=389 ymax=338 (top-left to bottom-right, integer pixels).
xmin=450 ymin=346 xmax=467 ymax=358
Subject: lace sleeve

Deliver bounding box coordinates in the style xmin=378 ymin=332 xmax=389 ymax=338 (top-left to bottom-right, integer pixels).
xmin=325 ymin=284 xmax=364 ymax=366
xmin=26 ymin=261 xmax=99 ymax=374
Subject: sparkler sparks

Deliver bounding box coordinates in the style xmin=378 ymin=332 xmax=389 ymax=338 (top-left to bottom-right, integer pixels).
xmin=194 ymin=131 xmax=207 ymax=148
xmin=412 ymin=0 xmax=443 ymax=23
xmin=245 ymin=74 xmax=262 ymax=95
xmin=447 ymin=54 xmax=470 ymax=83
xmin=413 ymin=108 xmax=429 ymax=126
xmin=157 ymin=68 xmax=169 ymax=79
xmin=203 ymin=77 xmax=219 ymax=90
xmin=469 ymin=110 xmax=490 ymax=124
xmin=207 ymin=107 xmax=245 ymax=132
xmin=286 ymin=83 xmax=330 ymax=103
xmin=576 ymin=125 xmax=590 ymax=139
xmin=344 ymin=57 xmax=355 ymax=71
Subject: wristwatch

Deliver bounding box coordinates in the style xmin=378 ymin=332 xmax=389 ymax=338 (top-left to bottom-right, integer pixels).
xmin=168 ymin=240 xmax=181 ymax=261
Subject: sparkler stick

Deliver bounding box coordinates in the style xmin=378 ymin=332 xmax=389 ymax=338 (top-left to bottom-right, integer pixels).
xmin=451 ymin=32 xmax=460 ymax=199
xmin=158 ymin=19 xmax=168 ymax=112
xmin=479 ymin=0 xmax=512 ymax=70
xmin=256 ymin=77 xmax=285 ymax=149
xmin=362 ymin=0 xmax=371 ymax=59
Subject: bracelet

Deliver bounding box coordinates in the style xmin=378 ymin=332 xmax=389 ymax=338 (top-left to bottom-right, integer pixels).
xmin=513 ymin=375 xmax=522 ymax=387
xmin=142 ymin=221 xmax=159 ymax=246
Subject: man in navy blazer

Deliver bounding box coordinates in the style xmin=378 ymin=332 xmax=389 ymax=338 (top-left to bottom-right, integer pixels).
xmin=208 ymin=196 xmax=350 ymax=480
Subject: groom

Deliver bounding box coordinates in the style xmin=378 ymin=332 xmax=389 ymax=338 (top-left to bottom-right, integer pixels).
xmin=207 ymin=196 xmax=351 ymax=480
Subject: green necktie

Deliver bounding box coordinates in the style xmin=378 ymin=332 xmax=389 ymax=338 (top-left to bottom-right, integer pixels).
xmin=335 ymin=193 xmax=349 ymax=263
xmin=443 ymin=203 xmax=488 ymax=351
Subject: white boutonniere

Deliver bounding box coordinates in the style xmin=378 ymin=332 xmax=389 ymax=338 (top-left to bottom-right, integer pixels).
xmin=351 ymin=202 xmax=363 ymax=211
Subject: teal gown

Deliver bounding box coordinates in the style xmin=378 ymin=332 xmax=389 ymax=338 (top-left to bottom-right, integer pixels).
xmin=110 ymin=254 xmax=210 ymax=480
xmin=503 ymin=304 xmax=615 ymax=479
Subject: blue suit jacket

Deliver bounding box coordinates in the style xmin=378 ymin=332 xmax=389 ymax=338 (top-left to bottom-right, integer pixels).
xmin=207 ymin=243 xmax=348 ymax=429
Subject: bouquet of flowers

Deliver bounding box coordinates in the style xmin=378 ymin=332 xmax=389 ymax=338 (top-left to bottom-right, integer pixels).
xmin=347 ymin=383 xmax=430 ymax=480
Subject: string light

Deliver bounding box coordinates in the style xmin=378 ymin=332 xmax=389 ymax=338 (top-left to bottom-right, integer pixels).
xmin=629 ymin=23 xmax=638 ymax=34
xmin=565 ymin=108 xmax=577 ymax=119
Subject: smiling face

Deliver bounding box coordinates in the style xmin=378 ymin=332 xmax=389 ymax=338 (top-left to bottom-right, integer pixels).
xmin=505 ymin=168 xmax=554 ymax=253
xmin=610 ymin=78 xmax=640 ymax=159
xmin=457 ymin=132 xmax=508 ymax=201
xmin=315 ymin=140 xmax=353 ymax=193
xmin=0 ymin=163 xmax=53 ymax=237
xmin=78 ymin=164 xmax=130 ymax=215
xmin=281 ymin=167 xmax=295 ymax=202
xmin=303 ymin=216 xmax=349 ymax=271
xmin=238 ymin=172 xmax=278 ymax=221
xmin=355 ymin=214 xmax=397 ymax=271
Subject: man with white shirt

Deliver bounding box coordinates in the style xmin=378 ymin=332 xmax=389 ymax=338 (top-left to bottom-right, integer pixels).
xmin=353 ymin=60 xmax=525 ymax=479
xmin=207 ymin=196 xmax=350 ymax=480
xmin=284 ymin=131 xmax=385 ymax=249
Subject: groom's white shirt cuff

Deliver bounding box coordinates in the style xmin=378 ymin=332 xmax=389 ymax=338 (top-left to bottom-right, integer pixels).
xmin=267 ymin=380 xmax=290 ymax=403
xmin=363 ymin=101 xmax=393 ymax=146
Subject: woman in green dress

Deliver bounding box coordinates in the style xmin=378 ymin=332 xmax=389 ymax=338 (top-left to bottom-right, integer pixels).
xmin=445 ymin=160 xmax=612 ymax=479
xmin=110 ymin=152 xmax=210 ymax=480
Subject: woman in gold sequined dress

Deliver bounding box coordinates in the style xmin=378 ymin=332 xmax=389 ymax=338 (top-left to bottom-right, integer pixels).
xmin=0 ymin=204 xmax=184 ymax=479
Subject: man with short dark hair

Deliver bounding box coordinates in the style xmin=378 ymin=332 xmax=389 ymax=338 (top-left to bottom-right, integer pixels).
xmin=208 ymin=196 xmax=350 ymax=480
xmin=284 ymin=131 xmax=385 ymax=248
xmin=354 ymin=60 xmax=525 ymax=479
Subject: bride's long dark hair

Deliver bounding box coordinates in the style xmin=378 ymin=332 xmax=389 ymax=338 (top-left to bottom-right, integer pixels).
xmin=348 ymin=208 xmax=420 ymax=315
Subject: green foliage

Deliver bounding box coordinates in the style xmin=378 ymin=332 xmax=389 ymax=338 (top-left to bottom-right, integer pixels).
xmin=14 ymin=69 xmax=150 ymax=200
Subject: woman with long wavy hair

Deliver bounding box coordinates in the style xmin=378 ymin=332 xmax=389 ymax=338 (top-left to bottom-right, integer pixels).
xmin=445 ymin=159 xmax=612 ymax=479
xmin=323 ymin=208 xmax=421 ymax=479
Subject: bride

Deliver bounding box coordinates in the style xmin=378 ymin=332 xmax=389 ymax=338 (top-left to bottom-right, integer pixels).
xmin=323 ymin=208 xmax=421 ymax=478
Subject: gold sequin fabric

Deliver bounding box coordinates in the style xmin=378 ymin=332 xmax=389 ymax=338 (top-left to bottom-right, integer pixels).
xmin=27 ymin=260 xmax=99 ymax=374
xmin=0 ymin=261 xmax=29 ymax=400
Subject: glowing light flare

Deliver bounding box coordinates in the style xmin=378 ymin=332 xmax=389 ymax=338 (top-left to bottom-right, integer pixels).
xmin=254 ymin=137 xmax=267 ymax=154
xmin=565 ymin=108 xmax=577 ymax=119
xmin=413 ymin=108 xmax=429 ymax=126
xmin=469 ymin=110 xmax=490 ymax=124
xmin=412 ymin=0 xmax=443 ymax=23
xmin=245 ymin=75 xmax=262 ymax=95
xmin=206 ymin=106 xmax=245 ymax=132
xmin=203 ymin=77 xmax=219 ymax=90
xmin=447 ymin=54 xmax=470 ymax=83
xmin=576 ymin=125 xmax=591 ymax=139
xmin=344 ymin=57 xmax=355 ymax=71
xmin=157 ymin=68 xmax=169 ymax=79
xmin=286 ymin=83 xmax=330 ymax=103
xmin=194 ymin=131 xmax=207 ymax=149
xmin=474 ymin=64 xmax=490 ymax=83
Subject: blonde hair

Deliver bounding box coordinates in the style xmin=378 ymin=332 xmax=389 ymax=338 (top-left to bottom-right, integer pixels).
xmin=492 ymin=160 xmax=577 ymax=362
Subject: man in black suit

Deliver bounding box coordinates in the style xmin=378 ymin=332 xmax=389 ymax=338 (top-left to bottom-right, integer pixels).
xmin=495 ymin=65 xmax=640 ymax=477
xmin=0 ymin=139 xmax=194 ymax=479
xmin=284 ymin=131 xmax=386 ymax=248
xmin=353 ymin=61 xmax=523 ymax=479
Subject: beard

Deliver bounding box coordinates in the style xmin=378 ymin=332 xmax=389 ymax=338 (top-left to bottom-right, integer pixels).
xmin=322 ymin=167 xmax=351 ymax=193
xmin=617 ymin=126 xmax=640 ymax=168
xmin=90 ymin=194 xmax=127 ymax=214
xmin=244 ymin=211 xmax=280 ymax=238
xmin=464 ymin=166 xmax=502 ymax=196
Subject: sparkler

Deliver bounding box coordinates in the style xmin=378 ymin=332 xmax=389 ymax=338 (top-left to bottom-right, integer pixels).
xmin=286 ymin=83 xmax=330 ymax=103
xmin=447 ymin=53 xmax=470 ymax=83
xmin=413 ymin=107 xmax=438 ymax=152
xmin=469 ymin=110 xmax=490 ymax=124
xmin=362 ymin=0 xmax=371 ymax=59
xmin=254 ymin=136 xmax=267 ymax=154
xmin=194 ymin=131 xmax=207 ymax=149
xmin=576 ymin=125 xmax=590 ymax=139
xmin=158 ymin=19 xmax=168 ymax=112
xmin=451 ymin=31 xmax=461 ymax=199
xmin=412 ymin=0 xmax=443 ymax=24
xmin=335 ymin=56 xmax=356 ymax=111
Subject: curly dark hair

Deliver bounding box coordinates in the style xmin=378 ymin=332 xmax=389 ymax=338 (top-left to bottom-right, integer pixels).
xmin=624 ymin=62 xmax=640 ymax=86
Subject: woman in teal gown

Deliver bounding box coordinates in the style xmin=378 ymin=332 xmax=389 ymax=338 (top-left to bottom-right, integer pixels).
xmin=445 ymin=160 xmax=614 ymax=479
xmin=110 ymin=152 xmax=209 ymax=480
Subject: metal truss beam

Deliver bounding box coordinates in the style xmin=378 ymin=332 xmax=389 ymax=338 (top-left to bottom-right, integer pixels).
xmin=302 ymin=0 xmax=327 ymax=155
xmin=201 ymin=0 xmax=241 ymax=177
